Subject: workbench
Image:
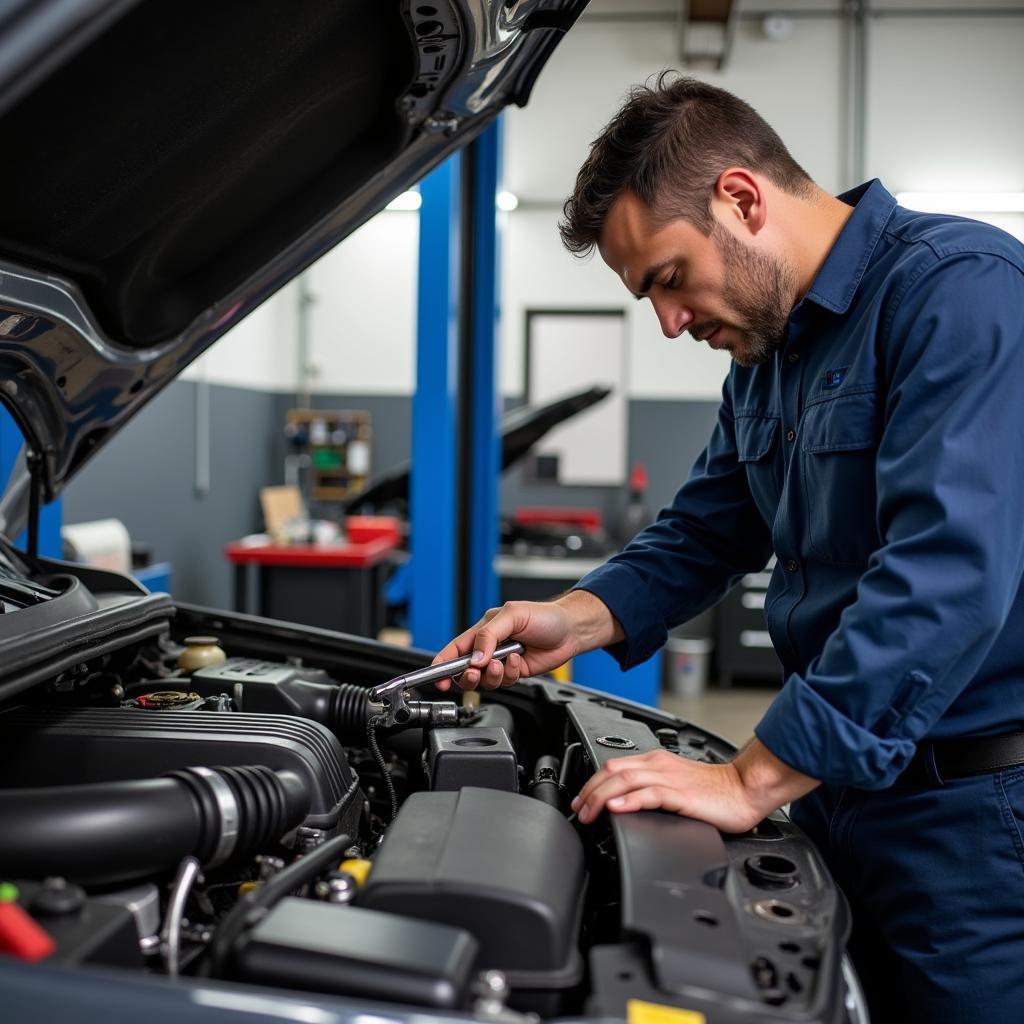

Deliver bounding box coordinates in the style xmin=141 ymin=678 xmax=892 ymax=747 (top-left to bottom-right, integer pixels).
xmin=224 ymin=519 xmax=400 ymax=638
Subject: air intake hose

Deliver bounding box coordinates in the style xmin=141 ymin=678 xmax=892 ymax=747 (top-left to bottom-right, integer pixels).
xmin=247 ymin=676 xmax=372 ymax=743
xmin=0 ymin=765 xmax=309 ymax=887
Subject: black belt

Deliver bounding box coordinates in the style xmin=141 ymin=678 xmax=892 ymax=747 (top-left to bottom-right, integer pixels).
xmin=895 ymin=731 xmax=1024 ymax=786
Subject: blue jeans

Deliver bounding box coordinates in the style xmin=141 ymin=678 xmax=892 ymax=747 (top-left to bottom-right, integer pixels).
xmin=790 ymin=770 xmax=1024 ymax=1024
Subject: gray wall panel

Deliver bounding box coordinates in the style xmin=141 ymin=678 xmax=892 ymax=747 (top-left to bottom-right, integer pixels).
xmin=630 ymin=399 xmax=721 ymax=511
xmin=63 ymin=380 xmax=279 ymax=609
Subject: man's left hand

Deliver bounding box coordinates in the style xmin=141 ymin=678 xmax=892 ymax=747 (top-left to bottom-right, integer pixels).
xmin=571 ymin=738 xmax=820 ymax=834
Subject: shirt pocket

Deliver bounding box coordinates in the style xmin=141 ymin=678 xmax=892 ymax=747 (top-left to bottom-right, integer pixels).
xmin=735 ymin=413 xmax=781 ymax=526
xmin=800 ymin=388 xmax=882 ymax=565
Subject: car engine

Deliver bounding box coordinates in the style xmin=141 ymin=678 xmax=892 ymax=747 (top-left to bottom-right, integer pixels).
xmin=0 ymin=551 xmax=858 ymax=1023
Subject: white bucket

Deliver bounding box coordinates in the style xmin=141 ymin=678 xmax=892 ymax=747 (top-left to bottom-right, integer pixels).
xmin=664 ymin=637 xmax=713 ymax=697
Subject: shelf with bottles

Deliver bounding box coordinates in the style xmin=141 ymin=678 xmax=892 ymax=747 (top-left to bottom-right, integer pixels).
xmin=284 ymin=408 xmax=372 ymax=502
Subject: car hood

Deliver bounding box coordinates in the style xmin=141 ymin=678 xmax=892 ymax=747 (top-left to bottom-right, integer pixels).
xmin=0 ymin=0 xmax=586 ymax=531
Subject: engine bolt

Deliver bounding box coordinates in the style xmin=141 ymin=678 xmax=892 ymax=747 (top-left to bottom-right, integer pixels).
xmin=316 ymin=871 xmax=358 ymax=905
xmin=254 ymin=855 xmax=285 ymax=881
xmin=481 ymin=970 xmax=508 ymax=996
xmin=296 ymin=827 xmax=327 ymax=853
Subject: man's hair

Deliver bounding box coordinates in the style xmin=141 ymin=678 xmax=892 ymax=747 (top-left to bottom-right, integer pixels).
xmin=559 ymin=72 xmax=815 ymax=256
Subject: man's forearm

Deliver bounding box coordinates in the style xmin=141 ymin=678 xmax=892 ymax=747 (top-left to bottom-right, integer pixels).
xmin=550 ymin=592 xmax=819 ymax=819
xmin=731 ymin=737 xmax=820 ymax=817
xmin=554 ymin=588 xmax=625 ymax=653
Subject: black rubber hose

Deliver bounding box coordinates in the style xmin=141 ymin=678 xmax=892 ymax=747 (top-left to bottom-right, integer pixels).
xmin=0 ymin=766 xmax=310 ymax=887
xmin=263 ymin=677 xmax=372 ymax=744
xmin=332 ymin=682 xmax=375 ymax=743
xmin=531 ymin=754 xmax=564 ymax=810
xmin=560 ymin=741 xmax=582 ymax=791
xmin=206 ymin=830 xmax=352 ymax=978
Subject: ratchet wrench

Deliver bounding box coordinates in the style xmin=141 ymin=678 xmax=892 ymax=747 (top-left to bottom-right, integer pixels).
xmin=369 ymin=640 xmax=526 ymax=702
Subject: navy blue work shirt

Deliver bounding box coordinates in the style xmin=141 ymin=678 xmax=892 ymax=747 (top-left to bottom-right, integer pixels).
xmin=576 ymin=180 xmax=1024 ymax=790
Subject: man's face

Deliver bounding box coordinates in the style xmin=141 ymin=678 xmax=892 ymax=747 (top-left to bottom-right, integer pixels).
xmin=597 ymin=191 xmax=796 ymax=367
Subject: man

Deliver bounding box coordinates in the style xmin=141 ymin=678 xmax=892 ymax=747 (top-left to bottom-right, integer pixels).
xmin=432 ymin=75 xmax=1024 ymax=1022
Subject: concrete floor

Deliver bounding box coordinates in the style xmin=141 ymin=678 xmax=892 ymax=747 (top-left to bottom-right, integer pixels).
xmin=659 ymin=686 xmax=776 ymax=746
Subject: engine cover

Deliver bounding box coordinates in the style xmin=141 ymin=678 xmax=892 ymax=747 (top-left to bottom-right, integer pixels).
xmin=359 ymin=788 xmax=585 ymax=996
xmin=0 ymin=706 xmax=360 ymax=833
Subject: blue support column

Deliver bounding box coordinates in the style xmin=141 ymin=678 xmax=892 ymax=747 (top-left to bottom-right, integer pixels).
xmin=0 ymin=407 xmax=62 ymax=558
xmin=465 ymin=121 xmax=503 ymax=622
xmin=410 ymin=154 xmax=462 ymax=650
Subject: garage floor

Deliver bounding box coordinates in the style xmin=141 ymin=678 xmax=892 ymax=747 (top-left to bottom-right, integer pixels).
xmin=660 ymin=686 xmax=775 ymax=745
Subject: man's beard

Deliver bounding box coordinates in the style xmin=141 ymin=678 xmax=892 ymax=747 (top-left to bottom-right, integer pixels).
xmin=704 ymin=223 xmax=796 ymax=367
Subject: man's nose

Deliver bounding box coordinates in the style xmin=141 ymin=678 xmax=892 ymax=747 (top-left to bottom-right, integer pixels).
xmin=652 ymin=297 xmax=694 ymax=339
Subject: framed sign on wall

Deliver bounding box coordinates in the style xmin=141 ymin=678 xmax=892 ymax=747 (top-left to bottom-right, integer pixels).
xmin=524 ymin=309 xmax=628 ymax=487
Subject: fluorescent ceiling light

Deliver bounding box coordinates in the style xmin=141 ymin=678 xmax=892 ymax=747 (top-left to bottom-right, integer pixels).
xmin=896 ymin=191 xmax=1024 ymax=214
xmin=385 ymin=190 xmax=422 ymax=211
xmin=387 ymin=189 xmax=519 ymax=212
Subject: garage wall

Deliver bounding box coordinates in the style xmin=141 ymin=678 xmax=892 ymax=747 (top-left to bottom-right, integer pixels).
xmin=303 ymin=212 xmax=420 ymax=395
xmin=176 ymin=208 xmax=421 ymax=397
xmin=181 ymin=278 xmax=300 ymax=393
xmin=867 ymin=8 xmax=1024 ymax=194
xmin=63 ymin=380 xmax=281 ymax=609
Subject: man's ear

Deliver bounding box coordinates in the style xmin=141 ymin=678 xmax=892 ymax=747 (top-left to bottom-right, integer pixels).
xmin=714 ymin=168 xmax=766 ymax=235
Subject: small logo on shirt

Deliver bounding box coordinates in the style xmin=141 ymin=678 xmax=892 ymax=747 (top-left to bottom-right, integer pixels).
xmin=823 ymin=366 xmax=849 ymax=390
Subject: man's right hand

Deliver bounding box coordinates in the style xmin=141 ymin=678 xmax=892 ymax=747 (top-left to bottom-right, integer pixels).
xmin=431 ymin=590 xmax=624 ymax=691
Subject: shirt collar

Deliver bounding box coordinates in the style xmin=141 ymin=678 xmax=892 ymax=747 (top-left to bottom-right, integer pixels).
xmin=800 ymin=179 xmax=897 ymax=315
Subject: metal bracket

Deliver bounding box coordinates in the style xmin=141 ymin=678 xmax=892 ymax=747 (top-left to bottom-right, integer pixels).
xmin=676 ymin=0 xmax=740 ymax=70
xmin=372 ymin=688 xmax=460 ymax=730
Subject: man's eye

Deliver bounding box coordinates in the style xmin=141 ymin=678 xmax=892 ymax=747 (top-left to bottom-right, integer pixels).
xmin=663 ymin=273 xmax=679 ymax=290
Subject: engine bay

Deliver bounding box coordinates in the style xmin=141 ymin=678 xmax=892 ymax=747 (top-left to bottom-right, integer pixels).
xmin=0 ymin=553 xmax=854 ymax=1023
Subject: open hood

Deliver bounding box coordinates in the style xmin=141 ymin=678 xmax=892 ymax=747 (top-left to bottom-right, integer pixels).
xmin=0 ymin=0 xmax=586 ymax=530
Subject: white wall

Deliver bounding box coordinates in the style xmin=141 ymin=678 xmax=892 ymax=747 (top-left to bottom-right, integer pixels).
xmin=868 ymin=11 xmax=1024 ymax=192
xmin=183 ymin=212 xmax=419 ymax=396
xmin=304 ymin=212 xmax=419 ymax=395
xmin=867 ymin=9 xmax=1024 ymax=243
xmin=183 ymin=277 xmax=300 ymax=392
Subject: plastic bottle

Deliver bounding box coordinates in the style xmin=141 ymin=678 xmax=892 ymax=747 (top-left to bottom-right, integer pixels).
xmin=178 ymin=636 xmax=227 ymax=673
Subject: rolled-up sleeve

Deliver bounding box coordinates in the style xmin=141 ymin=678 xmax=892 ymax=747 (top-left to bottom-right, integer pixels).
xmin=574 ymin=379 xmax=773 ymax=670
xmin=756 ymin=253 xmax=1024 ymax=788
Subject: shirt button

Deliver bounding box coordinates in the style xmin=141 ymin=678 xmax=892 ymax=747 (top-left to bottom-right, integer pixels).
xmin=786 ymin=430 xmax=796 ymax=442
xmin=787 ymin=352 xmax=799 ymax=363
xmin=785 ymin=559 xmax=798 ymax=572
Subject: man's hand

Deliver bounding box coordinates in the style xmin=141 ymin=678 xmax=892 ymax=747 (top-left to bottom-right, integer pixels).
xmin=432 ymin=591 xmax=622 ymax=691
xmin=571 ymin=738 xmax=819 ymax=834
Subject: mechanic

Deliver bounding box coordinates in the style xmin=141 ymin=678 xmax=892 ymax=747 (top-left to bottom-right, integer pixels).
xmin=432 ymin=75 xmax=1024 ymax=1023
